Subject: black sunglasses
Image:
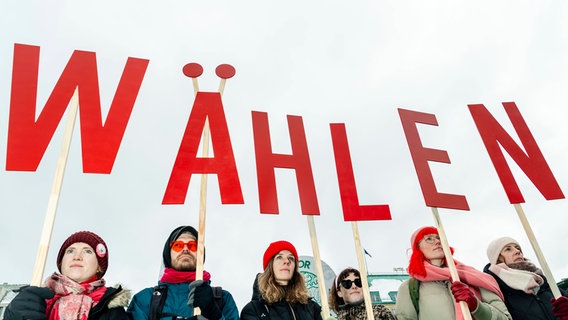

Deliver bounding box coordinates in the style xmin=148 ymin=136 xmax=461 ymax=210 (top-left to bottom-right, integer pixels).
xmin=340 ymin=278 xmax=362 ymax=289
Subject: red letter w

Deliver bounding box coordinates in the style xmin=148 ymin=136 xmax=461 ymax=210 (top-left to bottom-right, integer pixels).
xmin=6 ymin=43 xmax=149 ymax=173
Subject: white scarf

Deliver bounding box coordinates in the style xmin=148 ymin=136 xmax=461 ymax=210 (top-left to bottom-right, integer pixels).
xmin=489 ymin=263 xmax=543 ymax=294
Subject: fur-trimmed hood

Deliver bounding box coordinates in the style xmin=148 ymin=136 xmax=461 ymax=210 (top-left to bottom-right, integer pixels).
xmin=107 ymin=284 xmax=131 ymax=309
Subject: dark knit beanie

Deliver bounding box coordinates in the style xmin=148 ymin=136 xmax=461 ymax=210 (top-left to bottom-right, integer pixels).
xmin=163 ymin=226 xmax=200 ymax=268
xmin=263 ymin=240 xmax=298 ymax=270
xmin=56 ymin=231 xmax=108 ymax=278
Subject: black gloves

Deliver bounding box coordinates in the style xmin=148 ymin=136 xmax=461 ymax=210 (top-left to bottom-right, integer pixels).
xmin=4 ymin=286 xmax=54 ymax=320
xmin=188 ymin=280 xmax=222 ymax=320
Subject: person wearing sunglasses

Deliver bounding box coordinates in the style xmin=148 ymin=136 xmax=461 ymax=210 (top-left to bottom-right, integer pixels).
xmin=395 ymin=226 xmax=511 ymax=320
xmin=240 ymin=240 xmax=322 ymax=320
xmin=483 ymin=236 xmax=568 ymax=320
xmin=328 ymin=267 xmax=395 ymax=320
xmin=5 ymin=230 xmax=129 ymax=320
xmin=127 ymin=225 xmax=239 ymax=320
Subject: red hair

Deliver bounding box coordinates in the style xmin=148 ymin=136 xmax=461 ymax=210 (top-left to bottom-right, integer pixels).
xmin=407 ymin=226 xmax=454 ymax=278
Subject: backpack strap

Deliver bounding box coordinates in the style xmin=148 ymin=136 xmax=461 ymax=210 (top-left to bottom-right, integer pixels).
xmin=150 ymin=285 xmax=168 ymax=320
xmin=149 ymin=284 xmax=225 ymax=320
xmin=408 ymin=277 xmax=420 ymax=314
xmin=212 ymin=286 xmax=225 ymax=311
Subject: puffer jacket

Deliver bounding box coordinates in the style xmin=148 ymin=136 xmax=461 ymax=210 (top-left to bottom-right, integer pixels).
xmin=395 ymin=279 xmax=511 ymax=320
xmin=336 ymin=302 xmax=395 ymax=320
xmin=484 ymin=263 xmax=568 ymax=320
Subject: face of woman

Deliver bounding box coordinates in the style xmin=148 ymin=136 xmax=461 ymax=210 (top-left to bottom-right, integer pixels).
xmin=499 ymin=243 xmax=524 ymax=264
xmin=60 ymin=242 xmax=99 ymax=283
xmin=272 ymin=250 xmax=295 ymax=285
xmin=418 ymin=234 xmax=445 ymax=264
xmin=337 ymin=272 xmax=363 ymax=304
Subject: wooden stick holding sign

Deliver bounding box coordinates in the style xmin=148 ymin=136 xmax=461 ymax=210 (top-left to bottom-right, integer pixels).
xmin=181 ymin=63 xmax=236 ymax=316
xmin=306 ymin=216 xmax=330 ymax=319
xmin=30 ymin=87 xmax=80 ymax=286
xmin=467 ymin=103 xmax=565 ymax=298
xmin=351 ymin=222 xmax=375 ymax=320
xmin=431 ymin=207 xmax=473 ymax=320
xmin=514 ymin=204 xmax=562 ymax=298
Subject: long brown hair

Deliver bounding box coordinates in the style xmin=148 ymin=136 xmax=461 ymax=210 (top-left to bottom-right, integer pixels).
xmin=328 ymin=267 xmax=360 ymax=312
xmin=258 ymin=257 xmax=310 ymax=304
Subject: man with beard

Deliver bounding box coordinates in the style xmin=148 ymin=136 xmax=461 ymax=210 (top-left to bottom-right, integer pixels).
xmin=128 ymin=226 xmax=239 ymax=320
xmin=484 ymin=237 xmax=568 ymax=320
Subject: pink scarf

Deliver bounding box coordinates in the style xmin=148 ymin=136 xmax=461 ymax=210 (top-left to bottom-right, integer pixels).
xmin=413 ymin=260 xmax=504 ymax=320
xmin=160 ymin=268 xmax=211 ymax=283
xmin=44 ymin=273 xmax=107 ymax=320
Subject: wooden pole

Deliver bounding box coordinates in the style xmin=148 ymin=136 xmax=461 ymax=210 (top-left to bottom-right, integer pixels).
xmin=30 ymin=87 xmax=79 ymax=286
xmin=351 ymin=222 xmax=374 ymax=320
xmin=306 ymin=216 xmax=330 ymax=319
xmin=513 ymin=203 xmax=561 ymax=298
xmin=431 ymin=207 xmax=472 ymax=320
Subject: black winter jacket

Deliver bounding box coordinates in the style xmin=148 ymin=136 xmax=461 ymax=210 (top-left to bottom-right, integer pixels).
xmin=240 ymin=299 xmax=322 ymax=320
xmin=240 ymin=273 xmax=322 ymax=320
xmin=484 ymin=263 xmax=567 ymax=320
xmin=4 ymin=285 xmax=129 ymax=320
xmin=88 ymin=286 xmax=130 ymax=320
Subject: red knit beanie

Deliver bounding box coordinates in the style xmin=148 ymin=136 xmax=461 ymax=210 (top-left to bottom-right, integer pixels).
xmin=56 ymin=231 xmax=108 ymax=278
xmin=407 ymin=226 xmax=438 ymax=278
xmin=263 ymin=240 xmax=298 ymax=270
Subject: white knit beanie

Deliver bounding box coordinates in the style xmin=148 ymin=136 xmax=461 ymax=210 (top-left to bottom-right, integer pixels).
xmin=487 ymin=236 xmax=521 ymax=265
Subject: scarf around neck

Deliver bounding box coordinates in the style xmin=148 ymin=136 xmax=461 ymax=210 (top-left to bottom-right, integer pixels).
xmin=489 ymin=263 xmax=544 ymax=294
xmin=44 ymin=273 xmax=107 ymax=320
xmin=160 ymin=268 xmax=211 ymax=283
xmin=413 ymin=260 xmax=504 ymax=320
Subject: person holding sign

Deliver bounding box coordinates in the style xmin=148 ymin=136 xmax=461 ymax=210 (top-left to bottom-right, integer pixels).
xmin=328 ymin=267 xmax=395 ymax=320
xmin=5 ymin=231 xmax=130 ymax=320
xmin=127 ymin=226 xmax=239 ymax=320
xmin=483 ymin=236 xmax=568 ymax=320
xmin=395 ymin=226 xmax=511 ymax=320
xmin=240 ymin=240 xmax=322 ymax=320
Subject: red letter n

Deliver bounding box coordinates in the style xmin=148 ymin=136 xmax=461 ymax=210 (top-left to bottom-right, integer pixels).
xmin=6 ymin=43 xmax=149 ymax=173
xmin=398 ymin=108 xmax=469 ymax=210
xmin=468 ymin=102 xmax=564 ymax=203
xmin=252 ymin=111 xmax=319 ymax=215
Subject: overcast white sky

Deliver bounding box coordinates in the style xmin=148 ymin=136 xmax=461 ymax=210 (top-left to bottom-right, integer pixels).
xmin=1 ymin=1 xmax=568 ymax=310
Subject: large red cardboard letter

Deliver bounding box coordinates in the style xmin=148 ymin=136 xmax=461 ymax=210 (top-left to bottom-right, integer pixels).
xmin=163 ymin=92 xmax=244 ymax=205
xmin=398 ymin=108 xmax=469 ymax=210
xmin=468 ymin=102 xmax=564 ymax=203
xmin=252 ymin=111 xmax=319 ymax=215
xmin=6 ymin=43 xmax=148 ymax=173
xmin=330 ymin=123 xmax=391 ymax=221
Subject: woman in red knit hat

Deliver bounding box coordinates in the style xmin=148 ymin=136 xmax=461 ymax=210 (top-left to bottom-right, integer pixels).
xmin=5 ymin=231 xmax=129 ymax=320
xmin=240 ymin=240 xmax=322 ymax=320
xmin=395 ymin=226 xmax=511 ymax=320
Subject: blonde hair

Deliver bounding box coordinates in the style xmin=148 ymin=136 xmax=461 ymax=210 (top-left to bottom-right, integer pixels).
xmin=258 ymin=257 xmax=309 ymax=304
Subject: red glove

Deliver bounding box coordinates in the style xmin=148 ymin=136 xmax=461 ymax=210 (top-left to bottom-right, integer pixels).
xmin=451 ymin=281 xmax=478 ymax=311
xmin=551 ymin=296 xmax=568 ymax=319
